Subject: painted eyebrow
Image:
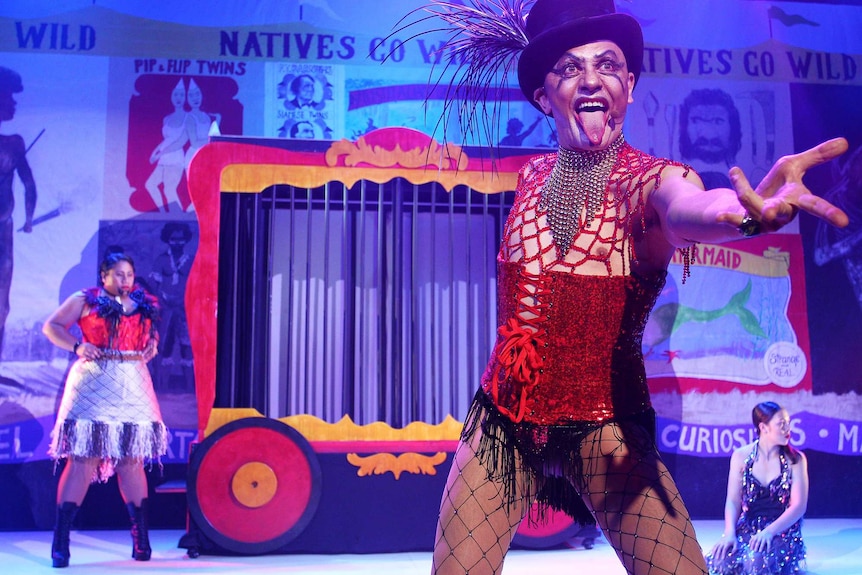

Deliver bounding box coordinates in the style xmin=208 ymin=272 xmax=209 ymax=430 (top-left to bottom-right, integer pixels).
xmin=559 ymin=49 xmax=622 ymax=63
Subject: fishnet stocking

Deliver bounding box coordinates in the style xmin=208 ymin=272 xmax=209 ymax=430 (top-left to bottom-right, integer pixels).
xmin=432 ymin=426 xmax=534 ymax=574
xmin=432 ymin=419 xmax=707 ymax=575
xmin=579 ymin=422 xmax=707 ymax=575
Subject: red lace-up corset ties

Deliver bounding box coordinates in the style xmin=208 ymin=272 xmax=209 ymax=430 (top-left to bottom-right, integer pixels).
xmin=480 ymin=139 xmax=687 ymax=425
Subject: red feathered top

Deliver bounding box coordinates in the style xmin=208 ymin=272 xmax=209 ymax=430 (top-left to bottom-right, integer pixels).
xmin=78 ymin=286 xmax=159 ymax=351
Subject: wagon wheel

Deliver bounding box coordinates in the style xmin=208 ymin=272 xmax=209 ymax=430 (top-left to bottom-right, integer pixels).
xmin=186 ymin=417 xmax=322 ymax=555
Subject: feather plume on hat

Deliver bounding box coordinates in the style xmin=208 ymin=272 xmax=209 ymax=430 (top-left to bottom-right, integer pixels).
xmin=387 ymin=0 xmax=536 ymax=153
xmin=387 ymin=0 xmax=642 ymax=159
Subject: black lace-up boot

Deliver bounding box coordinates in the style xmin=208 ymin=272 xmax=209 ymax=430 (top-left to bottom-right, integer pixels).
xmin=51 ymin=501 xmax=79 ymax=568
xmin=126 ymin=498 xmax=152 ymax=561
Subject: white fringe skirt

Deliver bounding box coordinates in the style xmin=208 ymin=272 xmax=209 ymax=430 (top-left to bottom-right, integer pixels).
xmin=49 ymin=355 xmax=168 ymax=482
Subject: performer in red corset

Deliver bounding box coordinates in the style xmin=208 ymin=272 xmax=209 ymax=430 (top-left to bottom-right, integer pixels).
xmin=405 ymin=1 xmax=851 ymax=574
xmin=43 ymin=252 xmax=166 ymax=568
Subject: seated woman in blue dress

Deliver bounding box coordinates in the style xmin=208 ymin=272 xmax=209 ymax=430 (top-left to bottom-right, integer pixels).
xmin=706 ymin=401 xmax=808 ymax=574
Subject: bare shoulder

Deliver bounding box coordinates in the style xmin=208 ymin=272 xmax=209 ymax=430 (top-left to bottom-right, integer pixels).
xmin=790 ymin=450 xmax=809 ymax=483
xmin=640 ymin=162 xmax=705 ymax=219
xmin=0 ymin=133 xmax=26 ymax=154
xmin=60 ymin=290 xmax=88 ymax=305
xmin=657 ymin=163 xmax=705 ymax=191
xmin=731 ymin=442 xmax=755 ymax=463
xmin=46 ymin=290 xmax=90 ymax=325
xmin=521 ymin=152 xmax=554 ymax=178
xmin=69 ymin=290 xmax=92 ymax=310
xmin=516 ymin=153 xmax=554 ymax=198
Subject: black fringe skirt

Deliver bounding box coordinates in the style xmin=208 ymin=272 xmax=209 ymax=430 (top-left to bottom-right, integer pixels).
xmin=463 ymin=389 xmax=658 ymax=527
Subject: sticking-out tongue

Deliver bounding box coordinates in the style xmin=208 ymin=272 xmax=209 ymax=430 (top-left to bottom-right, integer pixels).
xmin=577 ymin=109 xmax=609 ymax=146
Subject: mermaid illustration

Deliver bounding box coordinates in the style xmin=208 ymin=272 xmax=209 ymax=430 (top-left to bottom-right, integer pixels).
xmin=644 ymin=280 xmax=767 ymax=355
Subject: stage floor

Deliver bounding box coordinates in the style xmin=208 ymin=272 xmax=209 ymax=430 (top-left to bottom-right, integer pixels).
xmin=2 ymin=519 xmax=861 ymax=574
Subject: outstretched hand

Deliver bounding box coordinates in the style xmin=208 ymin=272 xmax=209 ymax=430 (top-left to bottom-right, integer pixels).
xmin=719 ymin=137 xmax=849 ymax=233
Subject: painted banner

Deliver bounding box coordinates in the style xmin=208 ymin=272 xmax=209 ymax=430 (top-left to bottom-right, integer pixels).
xmin=658 ymin=412 xmax=862 ymax=457
xmin=0 ymin=1 xmax=859 ymax=466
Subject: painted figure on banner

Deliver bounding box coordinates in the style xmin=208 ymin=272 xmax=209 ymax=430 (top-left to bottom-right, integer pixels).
xmin=148 ymin=222 xmax=195 ymax=394
xmin=351 ymin=117 xmax=379 ymax=139
xmin=0 ymin=66 xmax=37 ymax=366
xmin=285 ymin=74 xmax=320 ymax=111
xmin=679 ymin=88 xmax=742 ymax=190
xmin=398 ymin=1 xmax=850 ymax=574
xmin=705 ymin=401 xmax=808 ymax=575
xmin=129 ymin=74 xmax=240 ymax=214
xmin=43 ymin=252 xmax=166 ymax=568
xmin=499 ymin=116 xmax=543 ymax=147
xmin=184 ymin=78 xmax=221 ymax=207
xmin=145 ymin=78 xmax=190 ymax=213
xmin=278 ymin=120 xmax=316 ymax=139
xmin=815 ymin=143 xmax=862 ymax=312
xmin=274 ymin=67 xmax=337 ymax=140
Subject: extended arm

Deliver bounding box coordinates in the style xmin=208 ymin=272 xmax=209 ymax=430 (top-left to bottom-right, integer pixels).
xmin=652 ymin=138 xmax=850 ymax=247
xmin=709 ymin=447 xmax=745 ymax=559
xmin=522 ymin=116 xmax=542 ymax=140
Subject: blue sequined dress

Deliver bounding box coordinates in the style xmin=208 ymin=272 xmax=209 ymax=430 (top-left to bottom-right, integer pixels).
xmin=706 ymin=443 xmax=807 ymax=574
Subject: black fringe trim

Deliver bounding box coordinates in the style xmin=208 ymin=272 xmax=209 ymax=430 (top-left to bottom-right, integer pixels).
xmin=463 ymin=389 xmax=657 ymax=528
xmin=51 ymin=419 xmax=168 ymax=483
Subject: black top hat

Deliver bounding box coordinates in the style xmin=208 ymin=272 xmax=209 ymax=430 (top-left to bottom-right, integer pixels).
xmin=517 ymin=0 xmax=643 ymax=107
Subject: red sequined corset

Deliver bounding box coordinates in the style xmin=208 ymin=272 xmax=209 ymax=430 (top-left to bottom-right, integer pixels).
xmin=480 ymin=142 xmax=679 ymax=425
xmin=481 ymin=263 xmax=665 ymax=424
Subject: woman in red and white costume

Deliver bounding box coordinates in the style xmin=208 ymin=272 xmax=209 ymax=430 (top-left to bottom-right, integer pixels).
xmin=43 ymin=252 xmax=165 ymax=568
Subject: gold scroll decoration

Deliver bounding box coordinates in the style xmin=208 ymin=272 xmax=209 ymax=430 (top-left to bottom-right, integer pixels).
xmin=346 ymin=452 xmax=449 ymax=480
xmin=324 ymin=134 xmax=468 ymax=171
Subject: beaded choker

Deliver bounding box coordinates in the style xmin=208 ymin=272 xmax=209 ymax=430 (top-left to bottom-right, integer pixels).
xmin=539 ymin=135 xmax=625 ymax=256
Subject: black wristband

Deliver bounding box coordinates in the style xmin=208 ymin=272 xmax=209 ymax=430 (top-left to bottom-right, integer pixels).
xmin=72 ymin=341 xmax=81 ymax=354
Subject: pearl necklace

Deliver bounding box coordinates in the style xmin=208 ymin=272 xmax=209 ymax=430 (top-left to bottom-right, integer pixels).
xmin=539 ymin=135 xmax=625 ymax=256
